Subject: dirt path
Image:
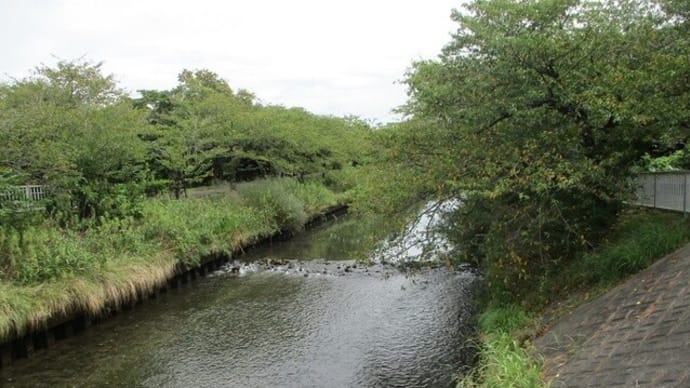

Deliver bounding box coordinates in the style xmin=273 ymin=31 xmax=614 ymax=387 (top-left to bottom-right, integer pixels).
xmin=534 ymin=243 xmax=690 ymax=387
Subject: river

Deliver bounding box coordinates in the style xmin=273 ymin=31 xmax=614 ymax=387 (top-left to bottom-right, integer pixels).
xmin=0 ymin=214 xmax=479 ymax=388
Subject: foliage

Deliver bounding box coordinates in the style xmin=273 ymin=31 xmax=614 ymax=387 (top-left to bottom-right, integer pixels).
xmin=0 ymin=178 xmax=338 ymax=283
xmin=0 ymin=59 xmax=149 ymax=223
xmin=384 ymin=0 xmax=690 ymax=302
xmin=1 ymin=60 xmax=372 ymax=223
xmin=139 ymin=70 xmax=233 ymax=197
xmin=634 ymin=148 xmax=690 ymax=172
xmin=461 ymin=209 xmax=690 ymax=387
xmin=381 ymin=2 xmax=690 ymax=380
xmin=347 ymin=121 xmax=442 ymax=215
xmin=136 ymin=70 xmax=374 ymax=196
xmin=237 ymin=178 xmax=309 ymax=234
xmin=0 ymin=58 xmax=367 ymax=344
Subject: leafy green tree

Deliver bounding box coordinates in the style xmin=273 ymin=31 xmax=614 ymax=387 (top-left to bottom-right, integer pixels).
xmin=136 ymin=69 xmax=374 ymax=193
xmin=0 ymin=59 xmax=148 ymax=222
xmin=392 ymin=0 xmax=690 ymax=300
xmin=138 ymin=70 xmax=236 ymax=196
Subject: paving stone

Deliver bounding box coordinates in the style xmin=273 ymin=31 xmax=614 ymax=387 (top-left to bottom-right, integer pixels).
xmin=534 ymin=244 xmax=690 ymax=387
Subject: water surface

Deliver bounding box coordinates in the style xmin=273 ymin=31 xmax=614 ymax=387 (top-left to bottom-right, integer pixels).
xmin=1 ymin=215 xmax=478 ymax=387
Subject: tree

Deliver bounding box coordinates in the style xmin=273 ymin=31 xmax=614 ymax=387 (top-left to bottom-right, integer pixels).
xmin=136 ymin=69 xmax=374 ymax=193
xmin=137 ymin=69 xmax=237 ymax=197
xmin=0 ymin=59 xmax=148 ymax=221
xmin=393 ymin=0 xmax=690 ymax=300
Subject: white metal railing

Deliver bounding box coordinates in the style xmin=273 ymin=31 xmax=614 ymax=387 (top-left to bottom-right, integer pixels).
xmin=634 ymin=172 xmax=689 ymax=214
xmin=0 ymin=185 xmax=49 ymax=202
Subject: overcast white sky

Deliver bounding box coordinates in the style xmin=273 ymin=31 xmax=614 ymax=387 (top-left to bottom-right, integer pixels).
xmin=1 ymin=0 xmax=462 ymax=123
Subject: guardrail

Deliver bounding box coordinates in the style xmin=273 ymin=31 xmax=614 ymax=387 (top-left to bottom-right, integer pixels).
xmin=634 ymin=172 xmax=689 ymax=214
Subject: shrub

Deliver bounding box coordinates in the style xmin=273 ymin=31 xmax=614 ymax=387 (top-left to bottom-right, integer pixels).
xmin=236 ymin=178 xmax=308 ymax=234
xmin=445 ymin=191 xmax=620 ymax=304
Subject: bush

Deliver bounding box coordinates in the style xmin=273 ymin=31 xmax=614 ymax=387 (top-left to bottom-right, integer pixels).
xmin=236 ymin=178 xmax=309 ymax=234
xmin=445 ymin=190 xmax=620 ymax=304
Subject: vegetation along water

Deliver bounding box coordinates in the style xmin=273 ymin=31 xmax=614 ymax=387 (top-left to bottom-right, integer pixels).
xmin=2 ymin=0 xmax=690 ymax=387
xmin=0 ymin=214 xmax=479 ymax=387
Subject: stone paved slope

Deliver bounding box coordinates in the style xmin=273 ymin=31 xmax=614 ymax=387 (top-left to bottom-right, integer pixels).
xmin=534 ymin=243 xmax=690 ymax=387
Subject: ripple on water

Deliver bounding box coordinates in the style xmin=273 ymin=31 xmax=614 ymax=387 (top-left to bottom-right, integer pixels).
xmin=0 ymin=268 xmax=477 ymax=388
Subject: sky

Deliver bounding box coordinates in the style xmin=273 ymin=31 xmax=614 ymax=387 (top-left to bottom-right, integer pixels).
xmin=1 ymin=0 xmax=462 ymax=123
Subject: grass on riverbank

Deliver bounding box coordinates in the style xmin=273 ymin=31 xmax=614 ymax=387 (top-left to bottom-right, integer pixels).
xmin=456 ymin=306 xmax=541 ymax=388
xmin=0 ymin=178 xmax=341 ymax=341
xmin=458 ymin=208 xmax=690 ymax=387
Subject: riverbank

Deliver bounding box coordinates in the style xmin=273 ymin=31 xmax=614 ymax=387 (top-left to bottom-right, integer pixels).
xmin=0 ymin=178 xmax=345 ymax=367
xmin=458 ymin=208 xmax=690 ymax=387
xmin=534 ymin=242 xmax=690 ymax=386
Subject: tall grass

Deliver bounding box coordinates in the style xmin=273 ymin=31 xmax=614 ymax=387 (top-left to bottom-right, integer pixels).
xmin=140 ymin=197 xmax=274 ymax=266
xmin=457 ymin=332 xmax=542 ymax=388
xmin=0 ymin=252 xmax=177 ymax=340
xmin=457 ymin=305 xmax=542 ymax=388
xmin=236 ymin=177 xmax=339 ymax=234
xmin=0 ymin=178 xmax=340 ymax=341
xmin=237 ymin=178 xmax=307 ymax=234
xmin=570 ymin=209 xmax=690 ymax=286
xmin=286 ymin=179 xmax=339 ymax=215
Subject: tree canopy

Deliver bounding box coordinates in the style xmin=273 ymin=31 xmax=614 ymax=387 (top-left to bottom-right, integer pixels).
xmin=0 ymin=60 xmax=148 ymax=220
xmin=1 ymin=60 xmax=373 ymax=220
xmin=382 ymin=0 xmax=690 ymax=300
xmin=136 ymin=69 xmax=373 ymax=197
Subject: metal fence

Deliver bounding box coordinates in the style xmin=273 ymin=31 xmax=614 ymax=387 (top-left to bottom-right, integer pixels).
xmin=634 ymin=172 xmax=689 ymax=214
xmin=0 ymin=185 xmax=49 ymax=202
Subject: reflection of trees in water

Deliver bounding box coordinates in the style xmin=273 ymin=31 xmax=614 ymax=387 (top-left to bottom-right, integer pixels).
xmin=285 ymin=216 xmax=389 ymax=261
xmin=245 ymin=202 xmax=459 ymax=265
xmin=374 ymin=200 xmax=460 ymax=264
xmin=305 ymin=200 xmax=460 ymax=264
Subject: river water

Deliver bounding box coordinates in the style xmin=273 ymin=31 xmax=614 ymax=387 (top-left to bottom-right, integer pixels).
xmin=0 ymin=215 xmax=479 ymax=388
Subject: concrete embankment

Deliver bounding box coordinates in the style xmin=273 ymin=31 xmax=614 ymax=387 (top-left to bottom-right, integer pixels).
xmin=534 ymin=243 xmax=690 ymax=387
xmin=0 ymin=204 xmax=348 ymax=369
